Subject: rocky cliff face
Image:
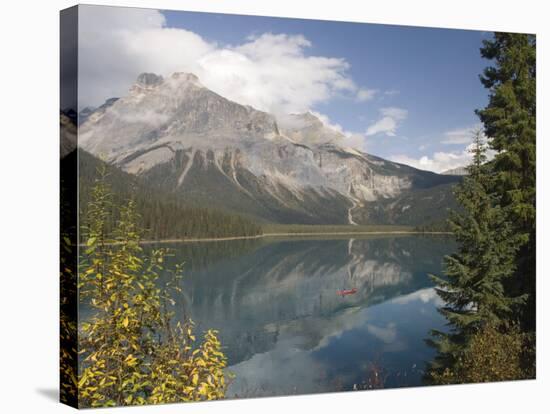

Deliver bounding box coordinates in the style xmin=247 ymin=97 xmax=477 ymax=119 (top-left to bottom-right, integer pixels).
xmin=277 ymin=112 xmax=345 ymax=145
xmin=79 ymin=72 xmax=459 ymax=225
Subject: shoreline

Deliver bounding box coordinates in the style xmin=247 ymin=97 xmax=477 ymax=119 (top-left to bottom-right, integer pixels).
xmin=78 ymin=231 xmax=453 ymax=247
xmin=136 ymin=231 xmax=453 ymax=245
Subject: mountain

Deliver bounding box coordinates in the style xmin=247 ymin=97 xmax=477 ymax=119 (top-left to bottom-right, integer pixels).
xmin=149 ymin=236 xmax=455 ymax=366
xmin=78 ymin=98 xmax=119 ymax=125
xmin=60 ymin=110 xmax=77 ymax=159
xmin=277 ymin=112 xmax=346 ymax=145
xmin=76 ymin=148 xmax=262 ymax=240
xmin=442 ymin=166 xmax=468 ymax=176
xmin=79 ymin=72 xmax=460 ymax=226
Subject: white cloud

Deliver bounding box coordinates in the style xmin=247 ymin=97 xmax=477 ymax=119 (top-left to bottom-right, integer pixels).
xmin=441 ymin=124 xmax=484 ymax=145
xmin=356 ymin=88 xmax=377 ymax=102
xmin=78 ymin=6 xmax=213 ymax=107
xmin=366 ymin=117 xmax=399 ymax=136
xmin=384 ymin=89 xmax=400 ymax=96
xmin=365 ymin=107 xmax=408 ymax=137
xmin=381 ymin=107 xmax=408 ymax=119
xmin=197 ymin=33 xmax=356 ymax=115
xmin=390 ymin=150 xmax=471 ymax=173
xmin=390 ymin=124 xmax=494 ymax=173
xmin=309 ymin=111 xmax=367 ymax=151
xmin=390 ymin=140 xmax=495 ymax=173
xmin=342 ymin=133 xmax=368 ymax=151
xmin=391 ymin=288 xmax=442 ymax=306
xmin=78 ymin=5 xmax=372 ymax=116
xmin=366 ymin=322 xmax=397 ymax=344
xmin=309 ymin=110 xmax=345 ymax=133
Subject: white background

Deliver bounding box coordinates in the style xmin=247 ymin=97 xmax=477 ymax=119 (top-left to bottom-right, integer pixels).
xmin=0 ymin=0 xmax=547 ymax=412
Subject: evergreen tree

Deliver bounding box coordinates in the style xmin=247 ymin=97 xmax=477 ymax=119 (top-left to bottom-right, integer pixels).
xmin=427 ymin=130 xmax=523 ymax=382
xmin=78 ymin=149 xmax=262 ymax=242
xmin=427 ymin=32 xmax=536 ymax=384
xmin=476 ymin=33 xmax=536 ymax=329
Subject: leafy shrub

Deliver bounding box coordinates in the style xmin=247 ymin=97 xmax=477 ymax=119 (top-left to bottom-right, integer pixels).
xmin=77 ymin=170 xmax=229 ymax=407
xmin=428 ymin=323 xmax=535 ymax=385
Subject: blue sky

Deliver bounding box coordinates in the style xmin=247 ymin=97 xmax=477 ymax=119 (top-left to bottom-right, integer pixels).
xmin=79 ymin=5 xmax=493 ymax=172
xmin=163 ymin=10 xmax=490 ymax=165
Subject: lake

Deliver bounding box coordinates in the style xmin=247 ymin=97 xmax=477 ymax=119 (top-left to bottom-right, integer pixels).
xmin=148 ymin=234 xmax=456 ymax=397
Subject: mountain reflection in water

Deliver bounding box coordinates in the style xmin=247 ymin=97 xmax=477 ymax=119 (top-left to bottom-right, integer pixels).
xmin=146 ymin=235 xmax=456 ymax=396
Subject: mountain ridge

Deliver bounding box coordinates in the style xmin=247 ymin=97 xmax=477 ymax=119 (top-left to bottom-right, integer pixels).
xmin=78 ymin=72 xmax=460 ymax=226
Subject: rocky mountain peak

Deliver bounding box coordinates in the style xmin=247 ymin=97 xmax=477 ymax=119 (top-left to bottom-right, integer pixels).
xmin=136 ymin=72 xmax=164 ymax=87
xmin=79 ymin=71 xmax=459 ymax=226
xmin=295 ymin=111 xmax=324 ymax=125
xmin=170 ymin=72 xmax=201 ymax=84
xmin=80 ymin=71 xmax=279 ymax=158
xmin=131 ymin=72 xmax=204 ymax=96
xmin=277 ymin=111 xmax=344 ymax=145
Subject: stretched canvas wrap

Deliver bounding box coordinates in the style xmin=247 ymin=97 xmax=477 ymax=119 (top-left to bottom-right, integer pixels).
xmin=60 ymin=4 xmax=536 ymax=409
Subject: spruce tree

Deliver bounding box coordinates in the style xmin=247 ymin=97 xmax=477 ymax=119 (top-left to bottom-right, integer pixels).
xmin=476 ymin=33 xmax=536 ymax=329
xmin=427 ymin=130 xmax=522 ymax=382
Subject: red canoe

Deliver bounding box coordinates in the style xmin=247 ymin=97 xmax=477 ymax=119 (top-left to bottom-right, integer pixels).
xmin=337 ymin=288 xmax=358 ymax=296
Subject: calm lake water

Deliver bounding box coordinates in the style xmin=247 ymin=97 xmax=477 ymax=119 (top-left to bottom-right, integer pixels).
xmin=148 ymin=235 xmax=456 ymax=397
